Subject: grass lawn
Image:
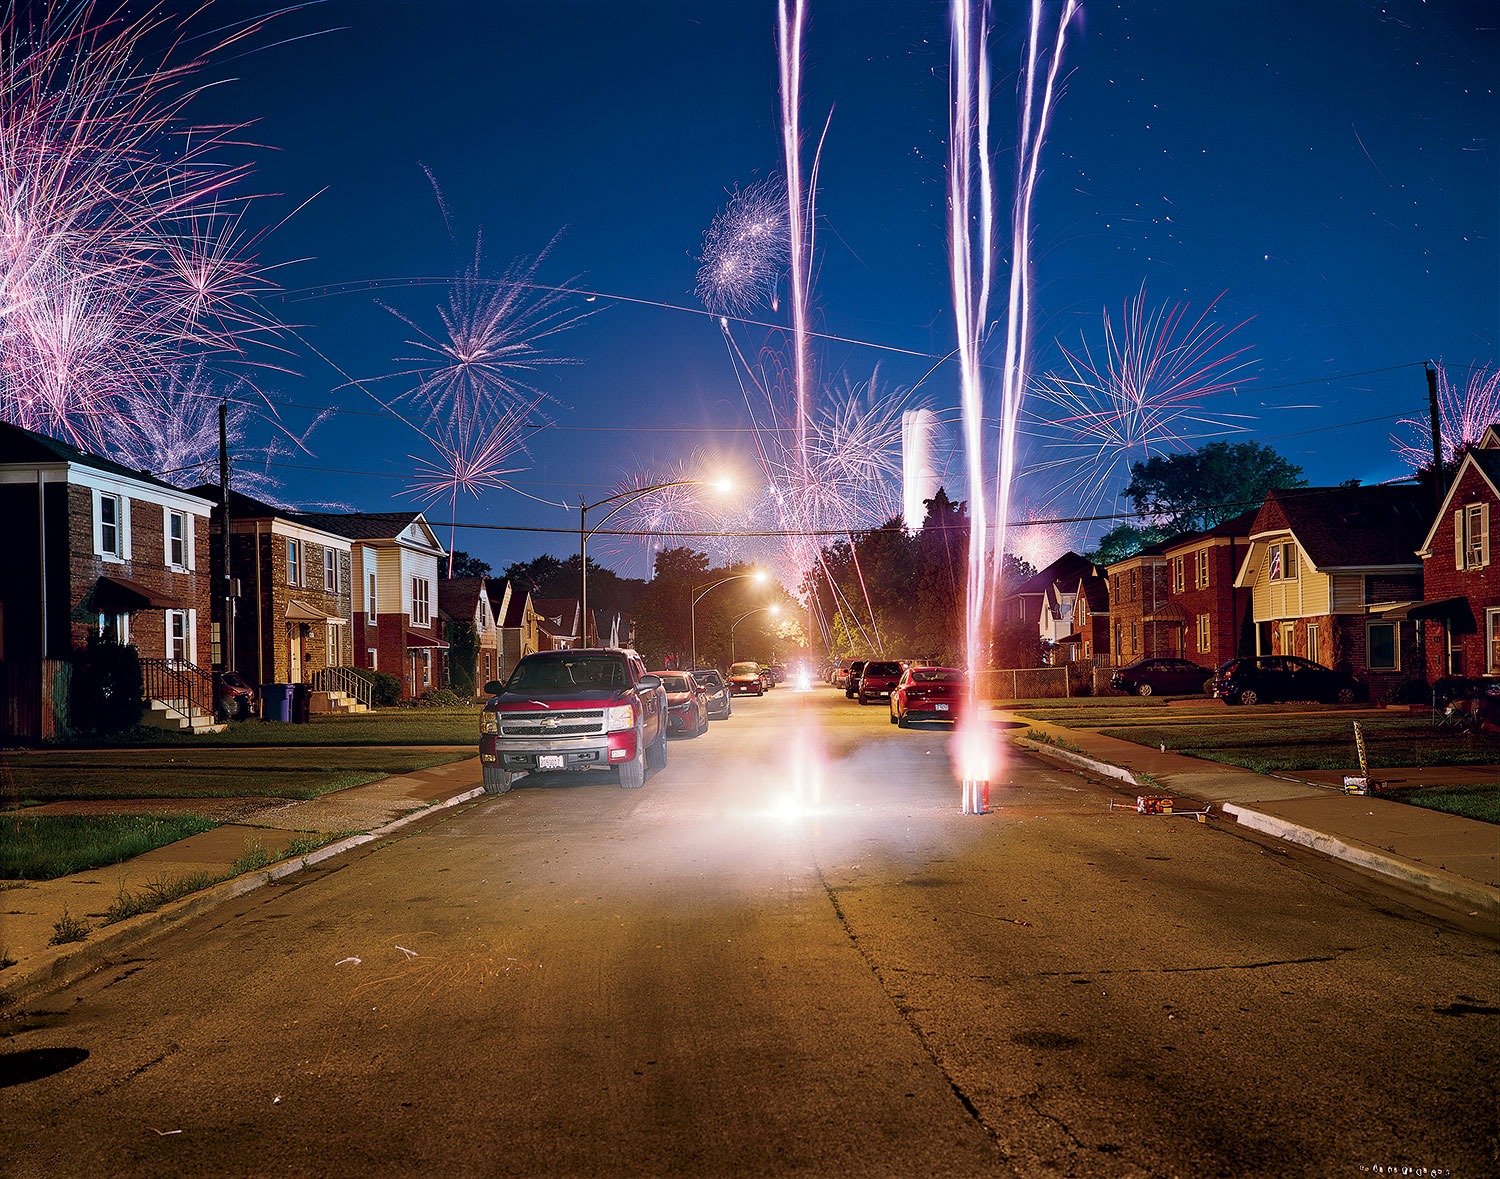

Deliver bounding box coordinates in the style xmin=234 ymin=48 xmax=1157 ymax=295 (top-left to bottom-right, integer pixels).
xmin=0 ymin=748 xmax=473 ymax=804
xmin=52 ymin=706 xmax=484 ymax=748
xmin=1 ymin=813 xmax=217 ymax=880
xmin=1378 ymin=782 xmax=1500 ymax=825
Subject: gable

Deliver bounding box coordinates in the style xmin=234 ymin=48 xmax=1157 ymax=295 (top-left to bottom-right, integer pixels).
xmin=1416 ymin=450 xmax=1500 ymax=559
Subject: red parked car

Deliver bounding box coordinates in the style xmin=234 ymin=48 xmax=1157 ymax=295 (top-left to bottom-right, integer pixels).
xmin=656 ymin=671 xmax=709 ymax=737
xmin=889 ymin=666 xmax=966 ymax=727
xmin=855 ymin=660 xmax=903 ymax=705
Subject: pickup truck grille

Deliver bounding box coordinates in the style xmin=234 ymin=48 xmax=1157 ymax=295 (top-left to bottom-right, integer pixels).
xmin=499 ymin=709 xmax=606 ymax=738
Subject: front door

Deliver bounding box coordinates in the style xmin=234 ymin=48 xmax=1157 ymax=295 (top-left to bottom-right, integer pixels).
xmin=289 ymin=626 xmax=303 ymax=683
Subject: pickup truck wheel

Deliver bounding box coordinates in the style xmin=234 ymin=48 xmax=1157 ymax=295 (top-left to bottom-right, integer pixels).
xmin=646 ymin=725 xmax=668 ymax=770
xmin=618 ymin=752 xmax=645 ymax=789
xmin=482 ymin=765 xmax=515 ymax=794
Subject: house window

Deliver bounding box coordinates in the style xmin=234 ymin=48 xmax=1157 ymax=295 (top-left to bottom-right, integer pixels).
xmin=98 ymin=493 xmax=122 ymax=558
xmin=211 ymin=621 xmax=221 ymax=667
xmin=367 ymin=572 xmax=377 ymax=623
xmin=97 ymin=612 xmax=129 ymax=644
xmin=1307 ymin=623 xmax=1320 ymax=665
xmin=1367 ymin=621 xmax=1399 ymax=672
xmin=422 ymin=649 xmax=432 ymax=688
xmin=1196 ymin=613 xmax=1211 ymax=653
xmin=1458 ymin=503 xmax=1490 ymax=570
xmin=1196 ymin=550 xmax=1210 ymax=589
xmin=327 ymin=623 xmax=340 ymax=664
xmin=288 ymin=539 xmax=302 ymax=587
xmin=412 ymin=577 xmax=431 ymax=626
xmin=1171 ymin=557 xmax=1185 ymax=593
xmin=367 ymin=646 xmax=378 ymax=670
xmin=167 ymin=609 xmax=189 ymax=664
xmin=1268 ymin=542 xmax=1296 ymax=582
xmin=324 ymin=549 xmax=337 ymax=591
xmin=1487 ymin=610 xmax=1500 ymax=676
xmin=167 ymin=509 xmax=187 ymax=568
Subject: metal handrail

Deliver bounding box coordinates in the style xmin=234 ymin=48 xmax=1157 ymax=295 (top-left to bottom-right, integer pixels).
xmin=309 ymin=665 xmax=373 ymax=708
xmin=139 ymin=658 xmax=214 ymax=720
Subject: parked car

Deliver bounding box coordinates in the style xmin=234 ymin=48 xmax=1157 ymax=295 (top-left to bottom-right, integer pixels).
xmin=843 ymin=660 xmax=867 ymax=699
xmin=1110 ymin=657 xmax=1214 ymax=697
xmin=856 ymin=660 xmax=904 ymax=705
xmin=766 ymin=663 xmax=787 ymax=685
xmin=727 ymin=660 xmax=766 ymax=696
xmin=1210 ymin=656 xmax=1369 ymax=706
xmin=890 ymin=666 xmax=966 ymax=727
xmin=216 ymin=670 xmax=257 ymax=721
xmin=758 ymin=663 xmax=775 ymax=691
xmin=656 ymin=670 xmax=709 ymax=737
xmin=691 ymin=668 xmax=733 ymax=720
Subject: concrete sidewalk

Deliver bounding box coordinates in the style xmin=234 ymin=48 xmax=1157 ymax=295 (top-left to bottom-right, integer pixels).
xmin=1003 ymin=710 xmax=1499 ymax=925
xmin=1 ymin=757 xmax=484 ymax=1007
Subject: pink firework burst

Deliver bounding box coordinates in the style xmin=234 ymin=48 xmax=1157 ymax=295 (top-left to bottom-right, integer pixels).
xmin=1026 ymin=287 xmax=1257 ymax=514
xmin=695 ymin=178 xmax=790 ymax=318
xmin=1393 ymin=363 xmax=1500 ymax=470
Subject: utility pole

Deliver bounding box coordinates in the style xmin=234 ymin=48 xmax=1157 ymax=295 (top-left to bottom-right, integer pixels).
xmin=219 ymin=402 xmax=234 ymax=672
xmin=1427 ymin=362 xmax=1446 ymax=508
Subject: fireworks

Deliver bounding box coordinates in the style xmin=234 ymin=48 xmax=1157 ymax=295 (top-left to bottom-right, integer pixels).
xmin=1393 ymin=363 xmax=1500 ymax=471
xmin=0 ymin=2 xmax=286 ymax=461
xmin=695 ymin=179 xmax=790 ymax=317
xmin=1026 ymin=287 xmax=1256 ymax=514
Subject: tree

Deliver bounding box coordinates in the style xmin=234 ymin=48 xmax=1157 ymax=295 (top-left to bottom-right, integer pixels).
xmin=443 ymin=550 xmax=493 ymax=580
xmin=1086 ymin=522 xmax=1167 ymax=565
xmin=1123 ymin=441 xmax=1306 ymax=534
xmin=912 ymin=489 xmax=968 ymax=663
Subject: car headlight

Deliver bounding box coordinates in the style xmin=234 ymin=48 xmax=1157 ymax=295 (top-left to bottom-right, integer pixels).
xmin=605 ymin=703 xmax=635 ymax=732
xmin=480 ymin=712 xmax=498 ymax=735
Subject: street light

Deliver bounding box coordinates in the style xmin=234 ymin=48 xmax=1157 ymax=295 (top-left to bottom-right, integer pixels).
xmin=690 ymin=569 xmax=768 ymax=670
xmin=578 ymin=478 xmax=729 ymax=647
xmin=730 ymin=604 xmax=780 ymax=663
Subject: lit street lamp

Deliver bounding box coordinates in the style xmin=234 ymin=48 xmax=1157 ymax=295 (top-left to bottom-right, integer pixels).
xmin=730 ymin=604 xmax=780 ymax=663
xmin=578 ymin=478 xmax=730 ymax=646
xmin=690 ymin=569 xmax=767 ymax=670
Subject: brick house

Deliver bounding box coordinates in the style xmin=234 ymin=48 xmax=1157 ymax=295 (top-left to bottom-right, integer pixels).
xmin=0 ymin=421 xmax=215 ymax=741
xmin=1156 ymin=509 xmax=1258 ymax=670
xmin=533 ymin=597 xmax=581 ymax=650
xmin=998 ymin=552 xmax=1099 ymax=638
xmin=438 ymin=576 xmax=501 ymax=695
xmin=1063 ymin=572 xmax=1111 ymax=667
xmin=299 ymin=512 xmax=448 ymax=700
xmin=1413 ymin=448 xmax=1500 ymax=678
xmin=1104 ymin=539 xmax=1175 ymax=665
xmin=191 ymin=487 xmax=353 ymax=689
xmin=1233 ymin=485 xmax=1428 ymax=700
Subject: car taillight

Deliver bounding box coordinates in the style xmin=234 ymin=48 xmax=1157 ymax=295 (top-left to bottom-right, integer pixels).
xmin=480 ymin=711 xmax=498 ymax=735
xmin=605 ymin=703 xmax=635 ymax=732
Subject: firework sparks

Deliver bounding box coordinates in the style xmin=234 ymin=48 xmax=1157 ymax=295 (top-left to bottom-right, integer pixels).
xmin=1026 ymin=287 xmax=1256 ymax=514
xmin=1393 ymin=362 xmax=1500 ymax=470
xmin=695 ymin=178 xmax=789 ymax=317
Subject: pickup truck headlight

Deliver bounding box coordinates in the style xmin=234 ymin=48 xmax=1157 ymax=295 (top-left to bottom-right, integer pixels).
xmin=480 ymin=712 xmax=499 ymax=735
xmin=604 ymin=703 xmax=636 ymax=732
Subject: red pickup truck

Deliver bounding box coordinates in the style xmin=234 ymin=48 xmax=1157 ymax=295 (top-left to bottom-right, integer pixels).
xmin=479 ymin=648 xmax=667 ymax=793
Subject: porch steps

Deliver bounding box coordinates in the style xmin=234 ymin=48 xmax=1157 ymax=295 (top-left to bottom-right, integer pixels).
xmin=143 ymin=697 xmax=226 ymax=736
xmin=309 ymin=689 xmax=370 ymax=716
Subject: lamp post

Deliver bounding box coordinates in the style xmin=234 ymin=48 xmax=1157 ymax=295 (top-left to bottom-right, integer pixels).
xmin=578 ymin=478 xmax=727 ymax=648
xmin=730 ymin=604 xmax=780 ymax=663
xmin=690 ymin=569 xmax=767 ymax=670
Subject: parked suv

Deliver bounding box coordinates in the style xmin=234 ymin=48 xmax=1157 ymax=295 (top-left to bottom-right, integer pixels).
xmin=479 ymin=648 xmax=667 ymax=792
xmin=856 ymin=660 xmax=903 ymax=705
xmin=843 ymin=660 xmax=867 ymax=699
xmin=1210 ymin=656 xmax=1367 ymax=706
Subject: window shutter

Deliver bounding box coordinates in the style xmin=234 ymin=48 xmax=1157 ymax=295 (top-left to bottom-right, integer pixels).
xmin=186 ymin=513 xmax=195 ymax=571
xmin=1456 ymin=510 xmax=1465 ymax=570
xmin=1483 ymin=503 xmax=1491 ymax=568
xmin=93 ymin=489 xmax=103 ymax=555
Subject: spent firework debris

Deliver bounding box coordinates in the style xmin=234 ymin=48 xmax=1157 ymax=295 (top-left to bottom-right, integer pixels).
xmin=1393 ymin=362 xmax=1500 ymax=470
xmin=695 ymin=178 xmax=790 ymax=317
xmin=1026 ymin=287 xmax=1256 ymax=514
xmin=0 ymin=1 xmax=290 ymax=457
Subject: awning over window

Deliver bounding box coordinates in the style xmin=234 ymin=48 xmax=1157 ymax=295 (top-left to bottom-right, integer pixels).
xmin=85 ymin=574 xmax=186 ymax=613
xmin=285 ymin=599 xmax=342 ymax=623
xmin=1143 ymin=602 xmax=1188 ymax=623
xmin=1054 ymin=631 xmax=1083 ymax=645
xmin=405 ymin=630 xmax=449 ymax=650
xmin=1375 ymin=596 xmax=1477 ymax=634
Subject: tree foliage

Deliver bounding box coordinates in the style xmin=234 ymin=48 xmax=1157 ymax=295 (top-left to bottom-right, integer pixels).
xmin=502 ymin=553 xmax=646 ymax=615
xmin=1122 ymin=441 xmax=1306 ymax=535
xmin=443 ymin=550 xmax=493 ymax=580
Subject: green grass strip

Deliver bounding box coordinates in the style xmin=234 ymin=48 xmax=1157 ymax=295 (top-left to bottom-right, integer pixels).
xmin=0 ymin=814 xmax=218 ymax=881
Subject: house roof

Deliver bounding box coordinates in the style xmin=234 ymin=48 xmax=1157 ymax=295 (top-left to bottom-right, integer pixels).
xmin=498 ymin=587 xmax=532 ymax=628
xmin=296 ymin=511 xmax=428 ymax=542
xmin=0 ymin=420 xmax=208 ymax=501
xmin=1009 ymin=552 xmax=1099 ymax=597
xmin=1075 ymin=574 xmax=1110 ymax=612
xmin=1161 ymin=508 xmax=1260 ymax=553
xmin=1250 ymin=485 xmax=1428 ymax=569
xmin=1415 ymin=448 xmax=1500 ymax=557
xmin=437 ymin=576 xmax=488 ymax=618
xmin=187 ymin=484 xmax=354 ymax=544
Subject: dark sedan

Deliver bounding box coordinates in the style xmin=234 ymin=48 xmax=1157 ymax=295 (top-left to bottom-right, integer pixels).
xmin=1210 ymin=656 xmax=1369 ymax=706
xmin=692 ymin=668 xmax=733 ymax=720
xmin=1110 ymin=657 xmax=1214 ymax=697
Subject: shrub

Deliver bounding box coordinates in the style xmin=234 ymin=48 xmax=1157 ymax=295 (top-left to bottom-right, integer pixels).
xmin=1387 ymin=675 xmax=1432 ymax=705
xmin=69 ymin=635 xmax=144 ymax=734
xmin=417 ymin=688 xmax=464 ymax=708
xmin=352 ymin=668 xmax=403 ymax=706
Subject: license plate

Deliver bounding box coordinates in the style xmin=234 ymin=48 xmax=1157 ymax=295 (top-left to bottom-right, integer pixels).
xmin=538 ymin=754 xmax=564 ymax=770
xmin=935 ymin=703 xmax=949 ymax=711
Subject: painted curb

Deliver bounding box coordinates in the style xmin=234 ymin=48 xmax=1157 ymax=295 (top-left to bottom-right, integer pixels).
xmin=1014 ymin=736 xmax=1144 ymax=786
xmin=0 ymin=786 xmax=487 ymax=1008
xmin=1222 ymin=802 xmax=1500 ymax=921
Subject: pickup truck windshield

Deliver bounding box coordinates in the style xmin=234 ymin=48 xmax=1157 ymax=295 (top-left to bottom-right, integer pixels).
xmin=506 ymin=657 xmax=626 ymax=693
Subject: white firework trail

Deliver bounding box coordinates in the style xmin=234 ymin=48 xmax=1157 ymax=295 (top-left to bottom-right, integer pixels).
xmin=1393 ymin=362 xmax=1500 ymax=471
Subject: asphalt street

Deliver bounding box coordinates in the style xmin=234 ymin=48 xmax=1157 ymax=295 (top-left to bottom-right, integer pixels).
xmin=4 ymin=686 xmax=1497 ymax=1177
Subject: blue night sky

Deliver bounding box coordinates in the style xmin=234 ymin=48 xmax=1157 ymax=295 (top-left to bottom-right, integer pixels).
xmin=185 ymin=0 xmax=1498 ymax=576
